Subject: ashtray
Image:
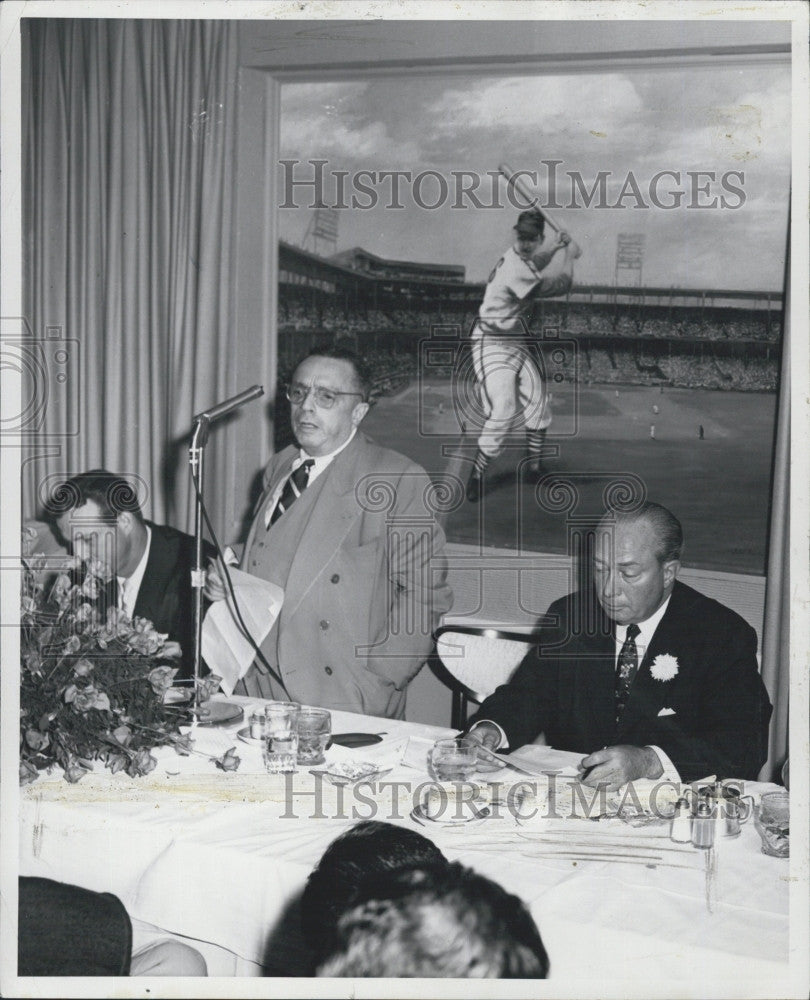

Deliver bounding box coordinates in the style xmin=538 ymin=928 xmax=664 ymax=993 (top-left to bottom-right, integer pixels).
xmin=310 ymin=761 xmax=392 ymax=786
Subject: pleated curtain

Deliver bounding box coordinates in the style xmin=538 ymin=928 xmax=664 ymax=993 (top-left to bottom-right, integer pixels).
xmin=23 ymin=18 xmax=238 ymax=533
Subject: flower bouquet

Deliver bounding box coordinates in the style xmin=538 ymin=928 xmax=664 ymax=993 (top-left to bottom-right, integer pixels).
xmin=19 ymin=527 xmax=228 ymax=785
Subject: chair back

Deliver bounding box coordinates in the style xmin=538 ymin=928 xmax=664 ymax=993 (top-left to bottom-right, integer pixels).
xmin=429 ymin=625 xmax=536 ymax=730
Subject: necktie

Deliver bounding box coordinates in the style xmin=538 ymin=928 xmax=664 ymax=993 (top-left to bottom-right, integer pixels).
xmin=614 ymin=623 xmax=641 ymax=723
xmin=269 ymin=459 xmax=314 ymax=527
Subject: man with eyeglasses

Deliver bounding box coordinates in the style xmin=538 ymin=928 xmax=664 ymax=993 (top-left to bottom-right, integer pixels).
xmin=206 ymin=345 xmax=452 ymax=718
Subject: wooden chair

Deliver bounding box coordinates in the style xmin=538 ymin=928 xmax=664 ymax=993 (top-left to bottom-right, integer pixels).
xmin=428 ymin=624 xmax=536 ymax=730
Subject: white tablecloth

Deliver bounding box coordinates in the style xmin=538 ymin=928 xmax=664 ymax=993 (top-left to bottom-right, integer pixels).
xmin=19 ymin=696 xmax=796 ymax=995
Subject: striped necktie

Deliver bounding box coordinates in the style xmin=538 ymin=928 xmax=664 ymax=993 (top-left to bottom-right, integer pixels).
xmin=614 ymin=623 xmax=641 ymax=724
xmin=269 ymin=459 xmax=314 ymax=527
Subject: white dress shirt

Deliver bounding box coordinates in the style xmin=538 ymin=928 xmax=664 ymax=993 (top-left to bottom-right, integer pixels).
xmin=262 ymin=427 xmax=357 ymax=529
xmin=614 ymin=596 xmax=680 ymax=781
xmin=117 ymin=525 xmax=151 ymax=618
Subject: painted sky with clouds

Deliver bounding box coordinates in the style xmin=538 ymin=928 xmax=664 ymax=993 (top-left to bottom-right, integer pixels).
xmin=280 ymin=62 xmax=790 ymax=290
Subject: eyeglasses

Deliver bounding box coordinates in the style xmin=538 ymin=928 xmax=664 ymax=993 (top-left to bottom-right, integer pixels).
xmin=286 ymin=383 xmax=365 ymax=409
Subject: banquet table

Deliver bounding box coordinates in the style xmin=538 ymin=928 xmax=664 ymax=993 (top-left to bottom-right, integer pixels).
xmin=19 ymin=695 xmax=794 ymax=994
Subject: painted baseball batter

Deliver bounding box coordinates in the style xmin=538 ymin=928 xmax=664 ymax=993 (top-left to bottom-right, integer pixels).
xmin=467 ymin=208 xmax=580 ymax=502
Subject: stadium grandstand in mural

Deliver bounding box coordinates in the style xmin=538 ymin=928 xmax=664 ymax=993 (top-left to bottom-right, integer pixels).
xmin=274 ymin=240 xmax=782 ymax=574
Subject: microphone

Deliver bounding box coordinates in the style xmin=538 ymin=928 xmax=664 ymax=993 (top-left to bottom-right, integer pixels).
xmin=193 ymin=385 xmax=264 ymax=424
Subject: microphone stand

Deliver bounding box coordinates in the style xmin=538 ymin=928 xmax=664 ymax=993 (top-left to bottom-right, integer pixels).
xmin=188 ymin=385 xmax=264 ymax=719
xmin=189 ymin=415 xmax=210 ymax=720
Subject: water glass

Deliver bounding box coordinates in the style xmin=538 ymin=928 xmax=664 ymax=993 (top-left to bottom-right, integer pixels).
xmin=297 ymin=707 xmax=332 ymax=766
xmin=263 ymin=701 xmax=300 ymax=774
xmin=430 ymin=738 xmax=478 ymax=782
xmin=755 ymin=790 xmax=789 ymax=858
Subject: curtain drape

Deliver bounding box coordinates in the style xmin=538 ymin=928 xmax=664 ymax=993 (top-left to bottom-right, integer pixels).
xmin=759 ymin=219 xmax=791 ymax=782
xmin=23 ymin=19 xmax=238 ymax=533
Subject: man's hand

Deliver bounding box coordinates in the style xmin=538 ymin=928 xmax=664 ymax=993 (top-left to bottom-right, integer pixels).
xmin=462 ymin=722 xmax=504 ymax=770
xmin=203 ymin=558 xmax=228 ymax=602
xmin=578 ymin=745 xmax=663 ymax=790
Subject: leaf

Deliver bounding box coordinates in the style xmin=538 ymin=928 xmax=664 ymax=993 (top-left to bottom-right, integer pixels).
xmin=19 ymin=759 xmax=39 ymax=786
xmin=64 ymin=760 xmax=90 ymax=783
xmin=214 ymin=747 xmax=241 ymax=772
xmin=24 ymin=728 xmax=50 ymax=751
xmin=112 ymin=725 xmax=132 ymax=747
xmin=108 ymin=754 xmax=128 ymax=775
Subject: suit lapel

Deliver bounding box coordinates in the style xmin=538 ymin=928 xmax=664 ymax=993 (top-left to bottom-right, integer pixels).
xmin=580 ymin=601 xmax=617 ymax=741
xmin=620 ymin=584 xmax=686 ymax=735
xmin=282 ymin=435 xmax=368 ymax=620
xmin=132 ymin=524 xmax=172 ymax=622
xmin=553 ymin=592 xmax=616 ymax=743
xmin=242 ymin=446 xmax=298 ymax=561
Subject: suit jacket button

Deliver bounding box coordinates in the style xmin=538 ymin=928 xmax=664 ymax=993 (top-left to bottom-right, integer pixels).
xmin=320 ymin=619 xmax=330 ymax=630
xmin=331 ymin=574 xmax=340 ymax=584
xmin=324 ymin=666 xmax=333 ymax=676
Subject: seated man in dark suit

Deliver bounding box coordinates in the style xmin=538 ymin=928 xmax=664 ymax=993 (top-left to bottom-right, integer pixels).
xmin=50 ymin=469 xmax=213 ymax=680
xmin=466 ymin=502 xmax=772 ymax=786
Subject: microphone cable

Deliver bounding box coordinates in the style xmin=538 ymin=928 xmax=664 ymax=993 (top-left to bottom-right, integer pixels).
xmin=189 ymin=463 xmax=292 ymax=701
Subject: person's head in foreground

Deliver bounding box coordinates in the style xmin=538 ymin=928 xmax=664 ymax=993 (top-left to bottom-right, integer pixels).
xmin=594 ymin=501 xmax=683 ymax=626
xmin=316 ymin=861 xmax=549 ymax=978
xmin=301 ymin=821 xmax=447 ymax=966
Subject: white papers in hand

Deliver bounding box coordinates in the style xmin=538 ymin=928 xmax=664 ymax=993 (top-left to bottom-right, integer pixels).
xmin=201 ymin=568 xmax=284 ymax=695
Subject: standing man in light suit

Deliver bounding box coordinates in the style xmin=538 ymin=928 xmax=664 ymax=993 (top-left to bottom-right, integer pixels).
xmin=206 ymin=345 xmax=452 ymax=719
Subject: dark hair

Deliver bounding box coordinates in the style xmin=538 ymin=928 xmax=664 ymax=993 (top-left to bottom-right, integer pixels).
xmin=514 ymin=208 xmax=545 ymax=240
xmin=299 ymin=341 xmax=371 ymax=401
xmin=45 ymin=469 xmax=143 ymax=521
xmin=604 ymin=501 xmax=683 ymax=563
xmin=316 ymin=862 xmax=549 ymax=979
xmin=301 ymin=821 xmax=446 ymax=964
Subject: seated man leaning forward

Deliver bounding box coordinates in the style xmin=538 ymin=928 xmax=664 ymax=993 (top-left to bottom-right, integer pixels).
xmin=465 ymin=502 xmax=772 ymax=787
xmin=51 ymin=469 xmax=213 ymax=681
xmin=206 ymin=344 xmax=453 ymax=719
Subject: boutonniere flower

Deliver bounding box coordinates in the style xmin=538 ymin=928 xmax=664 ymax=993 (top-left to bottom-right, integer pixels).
xmin=650 ymin=654 xmax=679 ymax=682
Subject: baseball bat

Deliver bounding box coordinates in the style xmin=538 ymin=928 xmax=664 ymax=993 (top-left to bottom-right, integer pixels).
xmin=498 ymin=162 xmax=563 ymax=234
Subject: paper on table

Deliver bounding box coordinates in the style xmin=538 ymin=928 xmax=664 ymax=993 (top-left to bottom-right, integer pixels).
xmin=201 ymin=568 xmax=284 ymax=695
xmin=507 ymin=745 xmax=583 ymax=777
xmin=401 ymin=735 xmax=434 ymax=772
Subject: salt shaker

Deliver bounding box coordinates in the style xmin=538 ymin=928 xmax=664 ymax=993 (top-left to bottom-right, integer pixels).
xmin=670 ymin=796 xmax=692 ymax=843
xmin=691 ymin=798 xmax=715 ymax=849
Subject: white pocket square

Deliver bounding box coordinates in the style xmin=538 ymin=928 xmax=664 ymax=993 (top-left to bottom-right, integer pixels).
xmin=658 ymin=707 xmax=677 ymax=717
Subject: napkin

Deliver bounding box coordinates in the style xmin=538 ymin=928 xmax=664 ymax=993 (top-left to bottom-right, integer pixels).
xmin=201 ymin=570 xmax=284 ymax=694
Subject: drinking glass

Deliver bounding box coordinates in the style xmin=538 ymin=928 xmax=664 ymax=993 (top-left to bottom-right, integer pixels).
xmin=754 ymin=790 xmax=789 ymax=858
xmin=296 ymin=707 xmax=332 ymax=766
xmin=430 ymin=738 xmax=478 ymax=782
xmin=263 ymin=701 xmax=300 ymax=773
